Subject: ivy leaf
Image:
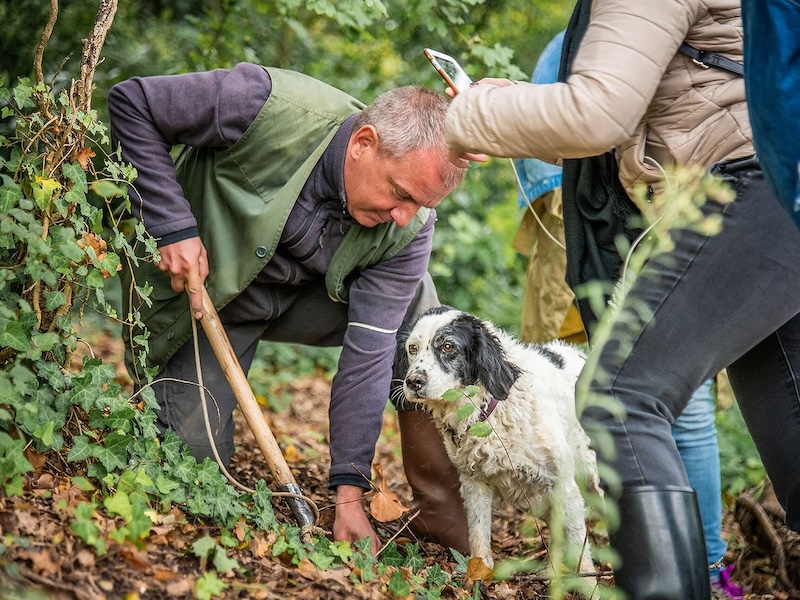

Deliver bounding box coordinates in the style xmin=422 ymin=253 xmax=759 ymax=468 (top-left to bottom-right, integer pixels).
xmin=403 ymin=543 xmax=425 ymax=573
xmin=155 ymin=474 xmax=180 ymax=495
xmin=425 ymin=563 xmax=449 ymax=588
xmin=69 ymin=374 xmax=97 ymax=411
xmin=195 ymin=571 xmax=227 ymax=600
xmin=0 ymin=320 xmax=32 ymax=352
xmin=212 ymin=547 xmax=240 ymax=573
xmin=379 ymin=542 xmax=404 ymax=567
xmin=192 ymin=535 xmax=217 ymax=558
xmin=387 ymin=569 xmax=411 ymax=598
xmin=32 ymin=177 xmax=61 ymax=210
xmin=0 ymin=175 xmax=23 ymax=211
xmin=89 ymin=180 xmax=125 ymax=199
xmin=104 ymin=489 xmax=133 ymax=521
xmin=67 ymin=435 xmax=93 ymax=462
xmin=94 ymin=431 xmax=130 ymax=472
xmin=170 ymin=456 xmax=198 ymax=484
xmin=62 ymin=161 xmax=88 ymax=192
xmin=328 ymin=540 xmax=353 ymax=563
xmin=32 ymin=420 xmax=56 ymax=447
xmin=70 ymin=501 xmax=106 ymax=555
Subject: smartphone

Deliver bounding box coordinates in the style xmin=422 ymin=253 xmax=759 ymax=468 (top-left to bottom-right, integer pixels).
xmin=424 ymin=48 xmax=472 ymax=94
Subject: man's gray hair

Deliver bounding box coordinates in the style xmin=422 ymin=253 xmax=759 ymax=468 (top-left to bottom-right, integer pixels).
xmin=355 ymin=86 xmax=467 ymax=188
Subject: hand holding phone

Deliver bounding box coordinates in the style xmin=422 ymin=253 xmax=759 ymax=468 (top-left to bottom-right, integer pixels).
xmin=424 ymin=48 xmax=472 ymax=94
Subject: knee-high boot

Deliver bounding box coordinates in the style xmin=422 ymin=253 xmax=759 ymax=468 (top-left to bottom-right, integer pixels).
xmin=610 ymin=486 xmax=710 ymax=599
xmin=398 ymin=409 xmax=470 ymax=553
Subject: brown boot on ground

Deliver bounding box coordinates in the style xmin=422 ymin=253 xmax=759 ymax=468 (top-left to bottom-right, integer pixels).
xmin=398 ymin=409 xmax=470 ymax=554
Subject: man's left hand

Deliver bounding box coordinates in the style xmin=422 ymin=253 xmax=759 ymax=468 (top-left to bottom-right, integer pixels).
xmin=332 ymin=484 xmax=379 ymax=555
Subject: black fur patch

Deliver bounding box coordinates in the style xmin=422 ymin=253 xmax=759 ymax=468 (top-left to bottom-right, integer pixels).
xmin=535 ymin=346 xmax=565 ymax=369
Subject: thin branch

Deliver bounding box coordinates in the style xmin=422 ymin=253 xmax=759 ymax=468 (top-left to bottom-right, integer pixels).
xmin=74 ymin=0 xmax=119 ymax=112
xmin=34 ymin=0 xmax=59 ymax=86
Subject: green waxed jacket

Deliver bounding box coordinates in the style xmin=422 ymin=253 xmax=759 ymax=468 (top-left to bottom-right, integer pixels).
xmin=122 ymin=67 xmax=430 ymax=382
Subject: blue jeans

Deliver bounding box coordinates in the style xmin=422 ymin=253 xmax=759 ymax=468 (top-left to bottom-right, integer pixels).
xmin=672 ymin=380 xmax=726 ymax=567
xmin=742 ymin=0 xmax=800 ymax=228
xmin=581 ymin=165 xmax=800 ymax=532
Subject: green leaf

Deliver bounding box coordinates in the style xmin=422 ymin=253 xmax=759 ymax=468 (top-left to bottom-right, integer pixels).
xmin=94 ymin=431 xmax=130 ymax=472
xmin=425 ymin=563 xmax=449 ymax=587
xmin=456 ymin=403 xmax=475 ymax=420
xmin=403 ymin=543 xmax=425 ymax=573
xmin=380 ymin=542 xmax=404 ymax=567
xmin=31 ymin=332 xmax=60 ymax=352
xmin=468 ymin=421 xmax=492 ymax=438
xmin=192 ymin=535 xmax=217 ymax=558
xmin=32 ymin=420 xmax=56 ymax=447
xmin=329 ymin=540 xmax=353 ymax=563
xmin=89 ymin=180 xmax=125 ymax=199
xmin=104 ymin=490 xmax=133 ymax=521
xmin=62 ymin=162 xmax=88 ymax=192
xmin=212 ymin=547 xmax=240 ymax=573
xmin=387 ymin=569 xmax=411 ymax=598
xmin=442 ymin=388 xmax=463 ymax=402
xmin=0 ymin=176 xmax=23 ymax=211
xmin=0 ymin=320 xmax=31 ymax=352
xmin=67 ymin=435 xmax=93 ymax=462
xmin=195 ymin=571 xmax=227 ymax=600
xmin=70 ymin=501 xmax=106 ymax=555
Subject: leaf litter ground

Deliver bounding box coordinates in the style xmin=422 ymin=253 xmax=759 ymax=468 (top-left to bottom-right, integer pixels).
xmin=0 ymin=324 xmax=798 ymax=599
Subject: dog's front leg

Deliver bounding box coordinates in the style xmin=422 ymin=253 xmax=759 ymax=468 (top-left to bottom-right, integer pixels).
xmin=460 ymin=476 xmax=495 ymax=568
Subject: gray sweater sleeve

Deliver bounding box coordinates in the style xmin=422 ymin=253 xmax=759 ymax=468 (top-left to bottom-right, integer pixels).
xmin=328 ymin=212 xmax=436 ymax=489
xmin=107 ymin=63 xmax=271 ymax=241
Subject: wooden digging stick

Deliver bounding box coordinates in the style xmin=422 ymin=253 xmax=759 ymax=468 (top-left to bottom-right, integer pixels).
xmin=197 ymin=286 xmax=315 ymax=529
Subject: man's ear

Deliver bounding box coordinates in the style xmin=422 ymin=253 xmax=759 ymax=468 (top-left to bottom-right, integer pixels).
xmin=349 ymin=124 xmax=379 ymax=160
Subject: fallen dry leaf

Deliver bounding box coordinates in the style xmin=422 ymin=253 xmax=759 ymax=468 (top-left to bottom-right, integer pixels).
xmin=466 ymin=556 xmax=494 ymax=585
xmin=369 ymin=463 xmax=409 ymax=523
xmin=74 ymin=147 xmax=96 ymax=170
xmin=19 ymin=548 xmax=61 ymax=577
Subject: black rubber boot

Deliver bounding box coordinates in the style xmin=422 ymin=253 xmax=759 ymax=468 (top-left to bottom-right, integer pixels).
xmin=610 ymin=486 xmax=710 ymax=600
xmin=398 ymin=409 xmax=470 ymax=553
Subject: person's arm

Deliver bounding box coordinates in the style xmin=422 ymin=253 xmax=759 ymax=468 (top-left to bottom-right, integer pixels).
xmin=445 ymin=0 xmax=698 ymax=161
xmin=328 ymin=213 xmax=436 ymax=552
xmin=107 ymin=62 xmax=271 ymax=317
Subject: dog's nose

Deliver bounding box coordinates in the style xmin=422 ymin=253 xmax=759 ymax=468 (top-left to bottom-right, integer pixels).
xmin=405 ymin=372 xmax=426 ymax=392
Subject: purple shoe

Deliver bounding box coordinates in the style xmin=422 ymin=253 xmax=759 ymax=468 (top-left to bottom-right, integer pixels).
xmin=711 ymin=564 xmax=744 ymax=600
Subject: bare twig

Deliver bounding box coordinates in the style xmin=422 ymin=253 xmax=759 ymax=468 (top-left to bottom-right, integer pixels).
xmin=74 ymin=0 xmax=119 ymax=112
xmin=34 ymin=0 xmax=59 ymax=87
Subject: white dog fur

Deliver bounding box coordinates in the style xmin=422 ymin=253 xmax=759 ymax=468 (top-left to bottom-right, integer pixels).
xmin=393 ymin=306 xmax=602 ymax=574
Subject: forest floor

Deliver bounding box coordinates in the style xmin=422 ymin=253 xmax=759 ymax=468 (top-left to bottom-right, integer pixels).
xmin=1 ymin=325 xmax=799 ymax=599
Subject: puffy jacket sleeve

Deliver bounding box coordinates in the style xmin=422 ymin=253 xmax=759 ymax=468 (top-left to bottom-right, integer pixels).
xmin=445 ymin=0 xmax=698 ymax=161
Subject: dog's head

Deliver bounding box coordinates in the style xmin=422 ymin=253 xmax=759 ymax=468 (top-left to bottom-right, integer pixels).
xmin=393 ymin=306 xmax=521 ymax=406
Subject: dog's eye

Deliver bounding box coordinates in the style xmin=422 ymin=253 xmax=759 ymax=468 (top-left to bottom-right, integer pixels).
xmin=441 ymin=342 xmax=454 ymax=353
xmin=407 ymin=344 xmax=418 ymax=356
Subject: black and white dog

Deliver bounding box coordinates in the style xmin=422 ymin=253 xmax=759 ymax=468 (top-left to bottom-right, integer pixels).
xmin=393 ymin=306 xmax=601 ymax=574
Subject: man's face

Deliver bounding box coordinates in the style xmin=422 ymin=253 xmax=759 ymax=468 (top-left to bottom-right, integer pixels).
xmin=343 ymin=125 xmax=454 ymax=228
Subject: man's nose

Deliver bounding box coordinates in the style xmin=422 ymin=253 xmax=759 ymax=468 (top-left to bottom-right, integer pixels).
xmin=391 ymin=204 xmax=419 ymax=227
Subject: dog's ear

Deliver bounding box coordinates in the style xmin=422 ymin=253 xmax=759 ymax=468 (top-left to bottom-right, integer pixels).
xmin=464 ymin=316 xmax=521 ymax=401
xmin=392 ymin=322 xmax=412 ymax=393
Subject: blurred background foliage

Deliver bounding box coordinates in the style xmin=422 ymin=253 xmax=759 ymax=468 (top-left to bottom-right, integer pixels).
xmin=1 ymin=0 xmax=572 ymax=333
xmin=0 ymin=0 xmax=763 ymax=497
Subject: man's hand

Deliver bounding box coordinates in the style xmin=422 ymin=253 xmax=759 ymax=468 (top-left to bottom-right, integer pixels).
xmin=157 ymin=237 xmax=209 ymax=319
xmin=332 ymin=485 xmax=379 ymax=555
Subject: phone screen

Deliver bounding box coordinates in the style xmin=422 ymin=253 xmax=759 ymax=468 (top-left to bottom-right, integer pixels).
xmin=424 ymin=48 xmax=472 ymax=94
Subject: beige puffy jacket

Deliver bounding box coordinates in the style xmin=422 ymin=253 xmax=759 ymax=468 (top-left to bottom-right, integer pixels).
xmin=445 ymin=0 xmax=754 ymax=199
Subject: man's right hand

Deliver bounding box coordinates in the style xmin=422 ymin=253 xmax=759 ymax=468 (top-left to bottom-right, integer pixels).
xmin=156 ymin=237 xmax=209 ymax=319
